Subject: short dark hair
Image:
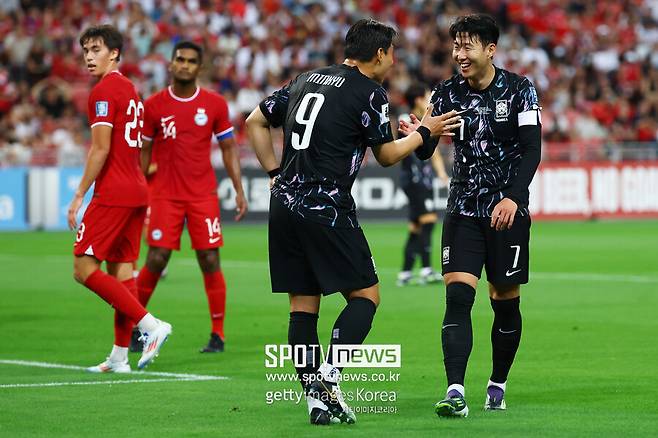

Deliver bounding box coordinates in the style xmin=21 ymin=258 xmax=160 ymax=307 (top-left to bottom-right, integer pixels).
xmin=172 ymin=41 xmax=203 ymax=63
xmin=404 ymin=83 xmax=428 ymax=107
xmin=79 ymin=25 xmax=123 ymax=62
xmin=449 ymin=14 xmax=500 ymax=46
xmin=344 ymin=19 xmax=397 ymax=62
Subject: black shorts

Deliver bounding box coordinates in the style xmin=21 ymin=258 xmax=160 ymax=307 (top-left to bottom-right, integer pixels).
xmin=440 ymin=213 xmax=531 ymax=285
xmin=268 ymin=197 xmax=378 ymax=295
xmin=403 ymin=185 xmax=435 ymax=223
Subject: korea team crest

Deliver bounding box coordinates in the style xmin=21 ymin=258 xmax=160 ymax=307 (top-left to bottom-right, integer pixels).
xmin=195 ymin=108 xmax=208 ymax=126
xmin=495 ymin=99 xmax=510 ymax=122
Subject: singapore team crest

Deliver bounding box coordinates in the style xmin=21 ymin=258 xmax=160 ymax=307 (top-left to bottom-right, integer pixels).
xmin=195 ymin=108 xmax=208 ymax=126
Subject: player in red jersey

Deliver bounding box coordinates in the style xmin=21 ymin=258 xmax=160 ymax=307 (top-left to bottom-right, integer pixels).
xmin=68 ymin=25 xmax=172 ymax=372
xmin=135 ymin=41 xmax=247 ymax=353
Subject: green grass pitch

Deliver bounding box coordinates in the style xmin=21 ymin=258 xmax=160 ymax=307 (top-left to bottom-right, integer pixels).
xmin=1 ymin=220 xmax=657 ymax=436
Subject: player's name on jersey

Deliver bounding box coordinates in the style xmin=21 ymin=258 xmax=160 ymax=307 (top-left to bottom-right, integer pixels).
xmin=306 ymin=73 xmax=345 ymax=88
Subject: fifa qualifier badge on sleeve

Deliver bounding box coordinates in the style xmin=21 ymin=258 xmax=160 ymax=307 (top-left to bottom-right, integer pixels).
xmin=95 ymin=101 xmax=108 ymax=117
xmin=195 ymin=108 xmax=208 ymax=126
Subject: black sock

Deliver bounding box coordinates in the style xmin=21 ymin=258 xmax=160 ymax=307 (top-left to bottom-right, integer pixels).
xmin=442 ymin=282 xmax=476 ymax=386
xmin=327 ymin=297 xmax=377 ymax=369
xmin=288 ymin=311 xmax=320 ymax=391
xmin=490 ymin=297 xmax=522 ymax=384
xmin=419 ymin=222 xmax=434 ymax=268
xmin=402 ymin=231 xmax=419 ymax=271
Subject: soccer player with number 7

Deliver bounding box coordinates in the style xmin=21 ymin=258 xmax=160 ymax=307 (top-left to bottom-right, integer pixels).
xmin=68 ymin=25 xmax=172 ymax=373
xmin=247 ymin=19 xmax=461 ymax=425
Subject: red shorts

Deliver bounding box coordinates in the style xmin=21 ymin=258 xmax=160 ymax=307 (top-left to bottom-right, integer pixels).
xmin=147 ymin=197 xmax=223 ymax=250
xmin=73 ymin=202 xmax=147 ymax=263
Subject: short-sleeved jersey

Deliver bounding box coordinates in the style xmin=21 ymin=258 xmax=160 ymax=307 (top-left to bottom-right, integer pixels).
xmin=431 ymin=66 xmax=540 ymax=217
xmin=87 ymin=71 xmax=148 ymax=207
xmin=260 ymin=64 xmax=394 ymax=228
xmin=142 ymin=87 xmax=234 ymax=201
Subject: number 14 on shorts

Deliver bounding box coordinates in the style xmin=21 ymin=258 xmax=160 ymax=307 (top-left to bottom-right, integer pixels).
xmin=205 ymin=217 xmax=221 ymax=244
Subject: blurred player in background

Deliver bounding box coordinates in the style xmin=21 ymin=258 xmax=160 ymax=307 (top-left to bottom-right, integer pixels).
xmin=136 ymin=41 xmax=247 ymax=354
xmin=397 ymin=83 xmax=450 ymax=287
xmin=68 ymin=25 xmax=172 ymax=373
xmin=401 ymin=14 xmax=541 ymax=417
xmin=247 ymin=19 xmax=461 ymax=425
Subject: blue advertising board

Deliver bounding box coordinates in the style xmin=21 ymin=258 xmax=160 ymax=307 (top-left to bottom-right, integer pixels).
xmin=58 ymin=167 xmax=93 ymax=230
xmin=0 ymin=167 xmax=28 ymax=230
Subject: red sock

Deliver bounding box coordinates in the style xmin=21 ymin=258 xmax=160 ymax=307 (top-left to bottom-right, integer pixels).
xmin=84 ymin=270 xmax=147 ymax=323
xmin=136 ymin=266 xmax=161 ymax=307
xmin=203 ymin=271 xmax=226 ymax=340
xmin=114 ymin=278 xmax=138 ymax=347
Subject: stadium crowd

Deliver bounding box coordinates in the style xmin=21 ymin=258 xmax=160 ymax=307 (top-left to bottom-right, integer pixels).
xmin=1 ymin=0 xmax=658 ymax=166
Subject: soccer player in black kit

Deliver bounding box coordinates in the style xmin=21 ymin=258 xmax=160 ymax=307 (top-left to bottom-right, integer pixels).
xmin=397 ymin=83 xmax=450 ymax=287
xmin=401 ymin=14 xmax=541 ymax=417
xmin=246 ymin=19 xmax=461 ymax=425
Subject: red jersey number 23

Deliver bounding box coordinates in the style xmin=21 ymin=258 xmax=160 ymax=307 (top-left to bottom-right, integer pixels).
xmin=125 ymin=99 xmax=144 ymax=148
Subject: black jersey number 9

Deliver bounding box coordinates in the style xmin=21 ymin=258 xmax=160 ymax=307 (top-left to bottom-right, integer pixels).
xmin=292 ymin=93 xmax=325 ymax=150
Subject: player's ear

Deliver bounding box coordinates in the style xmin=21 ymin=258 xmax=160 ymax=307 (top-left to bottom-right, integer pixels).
xmin=487 ymin=43 xmax=496 ymax=60
xmin=110 ymin=48 xmax=119 ymax=62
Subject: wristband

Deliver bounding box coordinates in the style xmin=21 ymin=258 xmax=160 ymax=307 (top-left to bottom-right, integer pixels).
xmin=267 ymin=167 xmax=281 ymax=178
xmin=416 ymin=125 xmax=431 ymax=143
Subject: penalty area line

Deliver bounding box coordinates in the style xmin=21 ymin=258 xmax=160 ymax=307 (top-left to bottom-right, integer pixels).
xmin=0 ymin=359 xmax=228 ymax=389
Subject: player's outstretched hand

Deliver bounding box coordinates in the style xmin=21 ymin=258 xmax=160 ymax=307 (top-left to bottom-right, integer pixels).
xmin=491 ymin=198 xmax=518 ymax=231
xmin=398 ymin=113 xmax=421 ymax=136
xmin=235 ymin=191 xmax=248 ymax=221
xmin=420 ymin=107 xmax=462 ymax=137
xmin=67 ymin=193 xmax=83 ymax=230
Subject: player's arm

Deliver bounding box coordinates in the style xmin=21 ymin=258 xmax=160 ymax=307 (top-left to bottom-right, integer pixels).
xmin=245 ymin=106 xmax=280 ymax=182
xmin=492 ymin=80 xmax=542 ymax=231
xmin=431 ymin=147 xmax=450 ymax=185
xmin=140 ymin=138 xmax=153 ymax=175
xmin=372 ymin=107 xmax=461 ymax=167
xmin=246 ymin=80 xmax=294 ymax=184
xmin=67 ymin=125 xmax=112 ymax=229
xmin=397 ymin=84 xmax=446 ymax=161
xmin=218 ymin=135 xmax=248 ymax=221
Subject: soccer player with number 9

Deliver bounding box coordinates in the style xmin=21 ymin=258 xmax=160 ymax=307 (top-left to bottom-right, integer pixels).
xmin=247 ymin=19 xmax=462 ymax=425
xmin=68 ymin=25 xmax=172 ymax=373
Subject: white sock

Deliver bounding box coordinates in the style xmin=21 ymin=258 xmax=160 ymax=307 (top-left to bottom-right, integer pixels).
xmin=109 ymin=345 xmax=128 ymax=363
xmin=137 ymin=313 xmax=159 ymax=333
xmin=488 ymin=380 xmax=506 ymax=392
xmin=447 ymin=383 xmax=465 ymax=397
xmin=317 ymin=362 xmax=340 ymax=384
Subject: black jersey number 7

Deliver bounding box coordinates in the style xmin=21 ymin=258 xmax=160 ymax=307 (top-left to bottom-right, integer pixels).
xmin=292 ymin=92 xmax=325 ymax=150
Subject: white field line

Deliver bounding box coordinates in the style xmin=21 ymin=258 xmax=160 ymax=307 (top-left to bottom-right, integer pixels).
xmin=0 ymin=359 xmax=227 ymax=389
xmin=0 ymin=254 xmax=656 ymax=284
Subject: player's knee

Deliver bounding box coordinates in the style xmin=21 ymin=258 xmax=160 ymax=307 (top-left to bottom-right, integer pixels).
xmin=146 ymin=248 xmax=170 ymax=272
xmin=489 ymin=283 xmax=520 ymax=300
xmin=196 ymin=249 xmax=220 ymax=272
xmin=347 ymin=287 xmax=380 ymax=308
xmin=73 ymin=262 xmax=91 ymax=284
xmin=445 ymin=282 xmax=476 ymax=311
